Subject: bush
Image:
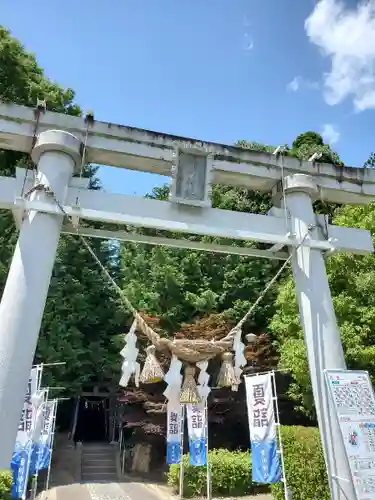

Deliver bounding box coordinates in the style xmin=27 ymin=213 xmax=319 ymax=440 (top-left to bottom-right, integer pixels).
xmin=168 ymin=449 xmax=261 ymax=498
xmin=272 ymin=426 xmax=330 ymax=500
xmin=0 ymin=471 xmax=12 ymax=500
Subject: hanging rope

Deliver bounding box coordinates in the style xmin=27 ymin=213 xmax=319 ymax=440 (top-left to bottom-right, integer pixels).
xmin=226 ymin=226 xmax=315 ymax=338
xmin=74 ymin=112 xmax=94 ymax=210
xmin=279 ymin=150 xmax=289 ymax=229
xmin=23 ymin=130 xmax=315 ymax=356
xmin=79 ymin=112 xmax=94 ymax=179
xmin=21 ymin=100 xmax=46 ymax=197
xmin=47 ymin=187 xmax=315 ymax=353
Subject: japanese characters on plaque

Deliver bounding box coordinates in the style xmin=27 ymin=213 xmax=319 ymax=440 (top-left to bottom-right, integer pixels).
xmin=326 ymin=370 xmax=375 ymax=500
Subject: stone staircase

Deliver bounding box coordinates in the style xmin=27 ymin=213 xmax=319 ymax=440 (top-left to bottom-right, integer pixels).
xmin=81 ymin=442 xmax=118 ymax=483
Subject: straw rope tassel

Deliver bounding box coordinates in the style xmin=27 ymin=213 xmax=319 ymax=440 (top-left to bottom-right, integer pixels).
xmin=140 ymin=345 xmax=164 ymax=384
xmin=217 ymin=352 xmax=237 ymax=388
xmin=180 ymin=365 xmax=201 ymax=404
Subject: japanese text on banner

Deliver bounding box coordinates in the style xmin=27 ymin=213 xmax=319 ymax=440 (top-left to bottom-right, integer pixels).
xmin=187 ymin=403 xmax=207 ymax=467
xmin=32 ymin=400 xmax=56 ymax=473
xmin=245 ymin=373 xmax=281 ymax=484
xmin=11 ymin=368 xmax=38 ymax=499
xmin=166 ymin=402 xmax=183 ymax=465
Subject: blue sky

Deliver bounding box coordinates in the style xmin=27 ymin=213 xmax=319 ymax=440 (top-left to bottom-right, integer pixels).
xmin=1 ymin=0 xmax=375 ymax=195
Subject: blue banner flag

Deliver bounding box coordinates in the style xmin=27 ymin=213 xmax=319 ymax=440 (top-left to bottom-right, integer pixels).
xmin=29 ymin=400 xmax=55 ymax=474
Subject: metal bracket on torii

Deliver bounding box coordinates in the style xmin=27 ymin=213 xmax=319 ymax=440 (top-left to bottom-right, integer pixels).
xmin=0 ymin=102 xmax=375 ymax=500
xmin=7 ymin=173 xmax=373 ymax=257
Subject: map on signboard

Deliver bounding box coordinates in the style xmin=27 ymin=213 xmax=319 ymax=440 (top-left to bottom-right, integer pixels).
xmin=326 ymin=370 xmax=375 ymax=500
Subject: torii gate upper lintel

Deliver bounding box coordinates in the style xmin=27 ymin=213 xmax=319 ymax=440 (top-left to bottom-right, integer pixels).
xmin=0 ymin=103 xmax=373 ymax=500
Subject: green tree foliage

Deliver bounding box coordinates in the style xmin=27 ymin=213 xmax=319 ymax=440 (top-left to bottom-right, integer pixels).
xmin=0 ymin=26 xmax=122 ymax=395
xmin=289 ymin=131 xmax=343 ymax=166
xmin=119 ymin=132 xmax=342 ymax=335
xmin=0 ymin=470 xmax=12 ymax=500
xmin=270 ymin=199 xmax=375 ymax=416
xmin=364 ymin=152 xmax=375 ymax=168
xmin=168 ymin=449 xmax=259 ymax=498
xmin=271 ymin=426 xmax=329 ymax=500
xmin=120 ymin=182 xmax=278 ymax=334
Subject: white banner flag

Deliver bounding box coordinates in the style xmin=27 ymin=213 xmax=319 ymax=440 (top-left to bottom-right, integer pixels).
xmin=187 ymin=403 xmax=207 ymax=466
xmin=166 ymin=401 xmax=183 ymax=465
xmin=245 ymin=373 xmax=281 ymax=484
xmin=32 ymin=400 xmax=56 ymax=473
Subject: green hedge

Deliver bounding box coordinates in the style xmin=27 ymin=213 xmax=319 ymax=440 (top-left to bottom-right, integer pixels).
xmin=272 ymin=426 xmax=330 ymax=500
xmin=168 ymin=449 xmax=259 ymax=498
xmin=168 ymin=427 xmax=330 ymax=499
xmin=0 ymin=471 xmax=12 ymax=500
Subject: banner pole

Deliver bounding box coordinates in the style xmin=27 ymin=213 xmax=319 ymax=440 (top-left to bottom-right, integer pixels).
xmin=30 ymin=388 xmax=49 ymax=500
xmin=23 ymin=376 xmax=46 ymax=500
xmin=271 ymin=371 xmax=289 ymax=500
xmin=42 ymin=399 xmax=58 ymax=500
xmin=178 ymin=404 xmax=185 ymax=500
xmin=119 ymin=427 xmax=123 ymax=456
xmin=37 ymin=364 xmax=43 ymax=391
xmin=33 ymin=362 xmax=66 ymax=390
xmin=204 ymin=398 xmax=211 ymax=500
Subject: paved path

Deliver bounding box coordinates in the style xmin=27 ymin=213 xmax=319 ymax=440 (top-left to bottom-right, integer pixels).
xmin=46 ymin=482 xmax=272 ymax=500
xmin=48 ymin=480 xmax=174 ymax=500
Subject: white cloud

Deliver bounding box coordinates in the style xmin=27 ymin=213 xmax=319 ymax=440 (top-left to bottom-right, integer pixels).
xmin=287 ymin=77 xmax=301 ymax=92
xmin=287 ymin=76 xmax=319 ymax=92
xmin=243 ymin=32 xmax=254 ymax=51
xmin=305 ymin=0 xmax=375 ymax=111
xmin=321 ymin=123 xmax=340 ymax=145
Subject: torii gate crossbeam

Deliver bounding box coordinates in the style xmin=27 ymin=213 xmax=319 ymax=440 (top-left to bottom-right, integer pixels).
xmin=0 ymin=104 xmax=374 ymax=500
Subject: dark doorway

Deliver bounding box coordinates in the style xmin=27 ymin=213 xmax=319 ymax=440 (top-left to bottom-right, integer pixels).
xmin=75 ymin=397 xmax=108 ymax=442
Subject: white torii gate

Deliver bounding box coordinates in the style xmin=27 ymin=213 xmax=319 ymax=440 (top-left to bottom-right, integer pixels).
xmin=0 ymin=103 xmax=374 ymax=499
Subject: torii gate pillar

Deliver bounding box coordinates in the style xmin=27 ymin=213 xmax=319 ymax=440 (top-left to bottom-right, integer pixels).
xmin=283 ymin=174 xmax=356 ymax=500
xmin=0 ymin=130 xmax=80 ymax=468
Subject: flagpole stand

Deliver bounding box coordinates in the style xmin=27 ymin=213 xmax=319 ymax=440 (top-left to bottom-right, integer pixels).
xmin=179 ymin=404 xmax=185 ymax=500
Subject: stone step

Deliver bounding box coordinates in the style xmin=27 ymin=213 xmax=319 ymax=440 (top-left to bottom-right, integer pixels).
xmin=80 ymin=443 xmax=118 ymax=483
xmin=81 ymin=474 xmax=118 ymax=482
xmin=82 ymin=453 xmax=115 ymax=458
xmin=82 ymin=449 xmax=115 ymax=453
xmin=82 ymin=453 xmax=115 ymax=459
xmin=83 ymin=458 xmax=115 ymax=465
xmin=82 ymin=443 xmax=116 ymax=449
xmin=82 ymin=465 xmax=117 ymax=473
xmin=82 ymin=448 xmax=115 ymax=452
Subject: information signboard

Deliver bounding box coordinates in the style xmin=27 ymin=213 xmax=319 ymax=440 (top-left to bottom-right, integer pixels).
xmin=326 ymin=370 xmax=375 ymax=500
